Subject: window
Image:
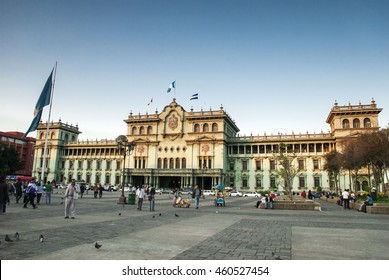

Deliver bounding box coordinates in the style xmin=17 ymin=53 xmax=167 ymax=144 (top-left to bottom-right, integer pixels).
xmin=242 ymin=175 xmax=248 ymax=188
xmin=364 ymin=118 xmax=371 ymax=128
xmin=95 ymin=175 xmax=100 ymax=184
xmin=270 ymin=160 xmax=275 ymax=171
xmin=132 ymin=127 xmax=137 ymax=135
xmin=116 ymin=161 xmax=120 ymax=170
xmin=194 ymin=124 xmax=200 ymax=133
xmin=298 ymin=159 xmax=304 ymax=171
xmin=353 ymin=119 xmax=360 ymax=128
xmin=229 ymin=161 xmax=235 ymax=171
xmin=157 ymin=158 xmax=162 ymax=169
xmin=270 ymin=176 xmax=276 ymax=188
xmin=163 ymin=158 xmax=168 ymax=169
xmin=342 ymin=119 xmax=350 ymax=128
xmin=147 ymin=126 xmax=152 ymax=134
xmin=212 ymin=123 xmax=218 ymax=132
xmin=96 ymin=161 xmax=100 ymax=170
xmin=314 ymin=176 xmax=320 ymax=189
xmin=182 ymin=158 xmax=186 ymax=169
xmin=105 ymin=175 xmax=110 ymax=185
xmin=139 ymin=126 xmax=144 ymax=135
xmin=106 ymin=161 xmax=111 ymax=170
xmin=255 ymin=160 xmax=261 ymax=171
xmin=78 ymin=160 xmax=83 ymax=169
xmin=299 ymin=176 xmax=305 ymax=189
xmin=175 ymin=158 xmax=180 ymax=169
xmin=208 ymin=159 xmax=212 ymax=169
xmin=203 ymin=123 xmax=209 ymax=132
xmin=256 ymin=178 xmax=262 ymax=189
xmin=313 ymin=159 xmax=319 ymax=170
xmin=242 ymin=160 xmax=248 ymax=171
xmin=169 ymin=158 xmax=174 ymax=169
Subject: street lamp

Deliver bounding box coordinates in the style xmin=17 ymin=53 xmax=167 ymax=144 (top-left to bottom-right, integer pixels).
xmin=116 ymin=135 xmax=135 ymax=204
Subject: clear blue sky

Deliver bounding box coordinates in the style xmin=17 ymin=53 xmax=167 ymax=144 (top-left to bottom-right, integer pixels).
xmin=1 ymin=0 xmax=388 ymax=140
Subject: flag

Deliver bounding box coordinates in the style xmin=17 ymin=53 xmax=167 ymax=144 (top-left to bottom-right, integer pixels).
xmin=167 ymin=81 xmax=175 ymax=93
xmin=147 ymin=98 xmax=153 ymax=106
xmin=22 ymin=69 xmax=54 ymax=138
xmin=190 ymin=93 xmax=199 ymax=100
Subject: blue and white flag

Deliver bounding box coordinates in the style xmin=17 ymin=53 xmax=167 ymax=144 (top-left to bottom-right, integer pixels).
xmin=190 ymin=93 xmax=199 ymax=100
xmin=167 ymin=81 xmax=175 ymax=93
xmin=22 ymin=69 xmax=54 ymax=138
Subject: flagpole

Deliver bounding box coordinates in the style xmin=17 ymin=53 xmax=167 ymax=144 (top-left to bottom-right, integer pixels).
xmin=40 ymin=62 xmax=57 ymax=184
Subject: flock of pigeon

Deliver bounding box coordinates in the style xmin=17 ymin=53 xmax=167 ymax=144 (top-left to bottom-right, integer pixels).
xmin=2 ymin=212 xmax=181 ymax=250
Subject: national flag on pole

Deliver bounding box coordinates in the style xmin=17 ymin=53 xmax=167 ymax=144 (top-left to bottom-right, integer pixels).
xmin=167 ymin=81 xmax=175 ymax=93
xmin=22 ymin=69 xmax=54 ymax=138
xmin=147 ymin=98 xmax=153 ymax=106
xmin=190 ymin=93 xmax=199 ymax=100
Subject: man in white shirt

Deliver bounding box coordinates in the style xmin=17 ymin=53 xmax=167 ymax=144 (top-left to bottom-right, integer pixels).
xmin=137 ymin=186 xmax=145 ymax=211
xmin=342 ymin=189 xmax=350 ymax=209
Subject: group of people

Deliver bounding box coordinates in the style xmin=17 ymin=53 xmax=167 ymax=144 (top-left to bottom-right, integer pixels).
xmin=134 ymin=185 xmax=157 ymax=211
xmin=255 ymin=193 xmax=275 ymax=209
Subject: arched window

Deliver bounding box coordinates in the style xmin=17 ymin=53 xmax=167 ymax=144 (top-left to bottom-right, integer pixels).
xmin=169 ymin=158 xmax=174 ymax=169
xmin=157 ymin=158 xmax=162 ymax=169
xmin=132 ymin=127 xmax=137 ymax=135
xmin=182 ymin=158 xmax=186 ymax=169
xmin=364 ymin=118 xmax=371 ymax=128
xmin=40 ymin=132 xmax=44 ymax=139
xmin=163 ymin=158 xmax=168 ymax=169
xmin=353 ymin=118 xmax=360 ymax=128
xmin=194 ymin=123 xmax=200 ymax=133
xmin=212 ymin=123 xmax=218 ymax=132
xmin=139 ymin=126 xmax=144 ymax=135
xmin=175 ymin=158 xmax=180 ymax=169
xmin=50 ymin=132 xmax=55 ymax=139
xmin=203 ymin=123 xmax=209 ymax=132
xmin=147 ymin=126 xmax=152 ymax=134
xmin=64 ymin=134 xmax=69 ymax=143
xmin=342 ymin=119 xmax=350 ymax=129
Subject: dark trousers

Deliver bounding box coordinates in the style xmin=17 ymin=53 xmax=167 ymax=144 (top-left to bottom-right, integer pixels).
xmin=16 ymin=192 xmax=22 ymax=203
xmin=36 ymin=193 xmax=42 ymax=204
xmin=343 ymin=198 xmax=350 ymax=209
xmin=23 ymin=194 xmax=36 ymax=208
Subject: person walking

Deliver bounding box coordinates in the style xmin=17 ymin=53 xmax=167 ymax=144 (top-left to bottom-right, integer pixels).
xmin=45 ymin=181 xmax=52 ymax=205
xmin=23 ymin=177 xmax=37 ymax=209
xmin=93 ymin=185 xmax=98 ymax=198
xmin=0 ymin=176 xmax=10 ymax=214
xmin=137 ymin=186 xmax=145 ymax=210
xmin=14 ymin=178 xmax=23 ymax=204
xmin=36 ymin=182 xmax=43 ymax=205
xmin=98 ymin=184 xmax=104 ymax=198
xmin=192 ymin=185 xmax=202 ymax=209
xmin=149 ymin=187 xmax=156 ymax=211
xmin=64 ymin=178 xmax=80 ymax=219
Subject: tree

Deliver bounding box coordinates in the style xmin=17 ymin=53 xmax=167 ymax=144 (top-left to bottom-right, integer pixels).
xmin=276 ymin=143 xmax=299 ymax=200
xmin=323 ymin=150 xmax=342 ymax=193
xmin=340 ymin=138 xmax=365 ymax=192
xmin=0 ymin=142 xmax=24 ymax=176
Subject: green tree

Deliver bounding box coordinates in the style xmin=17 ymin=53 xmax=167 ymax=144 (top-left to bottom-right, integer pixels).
xmin=276 ymin=143 xmax=299 ymax=200
xmin=323 ymin=150 xmax=342 ymax=193
xmin=0 ymin=142 xmax=24 ymax=176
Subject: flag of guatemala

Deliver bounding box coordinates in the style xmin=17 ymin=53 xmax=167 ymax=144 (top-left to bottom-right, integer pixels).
xmin=167 ymin=81 xmax=175 ymax=93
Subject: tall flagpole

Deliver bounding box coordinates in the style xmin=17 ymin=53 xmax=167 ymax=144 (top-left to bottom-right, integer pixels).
xmin=40 ymin=62 xmax=57 ymax=184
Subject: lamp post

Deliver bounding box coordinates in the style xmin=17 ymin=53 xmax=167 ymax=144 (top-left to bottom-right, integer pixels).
xmin=116 ymin=135 xmax=135 ymax=204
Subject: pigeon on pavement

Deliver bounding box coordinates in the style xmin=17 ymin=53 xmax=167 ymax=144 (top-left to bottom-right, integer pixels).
xmin=5 ymin=235 xmax=13 ymax=242
xmin=39 ymin=234 xmax=44 ymax=243
xmin=14 ymin=232 xmax=20 ymax=241
xmin=95 ymin=242 xmax=102 ymax=249
xmin=174 ymin=213 xmax=179 ymax=217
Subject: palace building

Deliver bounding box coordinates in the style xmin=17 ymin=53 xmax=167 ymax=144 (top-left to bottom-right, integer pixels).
xmin=32 ymin=98 xmax=382 ymax=192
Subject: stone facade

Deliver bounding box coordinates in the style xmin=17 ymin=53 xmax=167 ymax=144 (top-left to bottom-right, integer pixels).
xmin=32 ymin=98 xmax=382 ymax=192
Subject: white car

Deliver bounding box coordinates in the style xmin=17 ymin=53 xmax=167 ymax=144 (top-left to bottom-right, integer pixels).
xmin=203 ymin=190 xmax=215 ymax=196
xmin=229 ymin=190 xmax=243 ymax=197
xmin=243 ymin=191 xmax=261 ymax=197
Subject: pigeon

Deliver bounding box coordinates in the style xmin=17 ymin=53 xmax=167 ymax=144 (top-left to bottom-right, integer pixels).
xmin=174 ymin=213 xmax=179 ymax=217
xmin=152 ymin=215 xmax=155 ymax=218
xmin=95 ymin=242 xmax=102 ymax=249
xmin=39 ymin=234 xmax=44 ymax=243
xmin=271 ymin=252 xmax=282 ymax=260
xmin=14 ymin=232 xmax=20 ymax=241
xmin=5 ymin=235 xmax=13 ymax=242
xmin=159 ymin=213 xmax=162 ymax=216
xmin=118 ymin=212 xmax=121 ymax=216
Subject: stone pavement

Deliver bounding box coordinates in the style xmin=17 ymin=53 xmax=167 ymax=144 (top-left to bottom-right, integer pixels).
xmin=1 ymin=191 xmax=389 ymax=260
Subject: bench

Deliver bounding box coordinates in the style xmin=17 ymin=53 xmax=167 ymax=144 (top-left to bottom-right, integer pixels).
xmin=259 ymin=200 xmax=319 ymax=210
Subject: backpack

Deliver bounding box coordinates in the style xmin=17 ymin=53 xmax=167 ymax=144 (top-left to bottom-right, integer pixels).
xmin=27 ymin=185 xmax=36 ymax=195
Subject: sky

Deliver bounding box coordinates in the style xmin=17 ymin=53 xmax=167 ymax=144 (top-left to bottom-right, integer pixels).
xmin=1 ymin=0 xmax=388 ymax=140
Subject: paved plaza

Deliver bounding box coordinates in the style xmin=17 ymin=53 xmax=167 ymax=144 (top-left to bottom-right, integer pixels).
xmin=1 ymin=191 xmax=389 ymax=260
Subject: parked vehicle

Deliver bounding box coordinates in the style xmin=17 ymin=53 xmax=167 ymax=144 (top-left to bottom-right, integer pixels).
xmin=243 ymin=191 xmax=261 ymax=197
xmin=179 ymin=188 xmax=193 ymax=195
xmin=229 ymin=190 xmax=243 ymax=197
xmin=203 ymin=190 xmax=215 ymax=196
